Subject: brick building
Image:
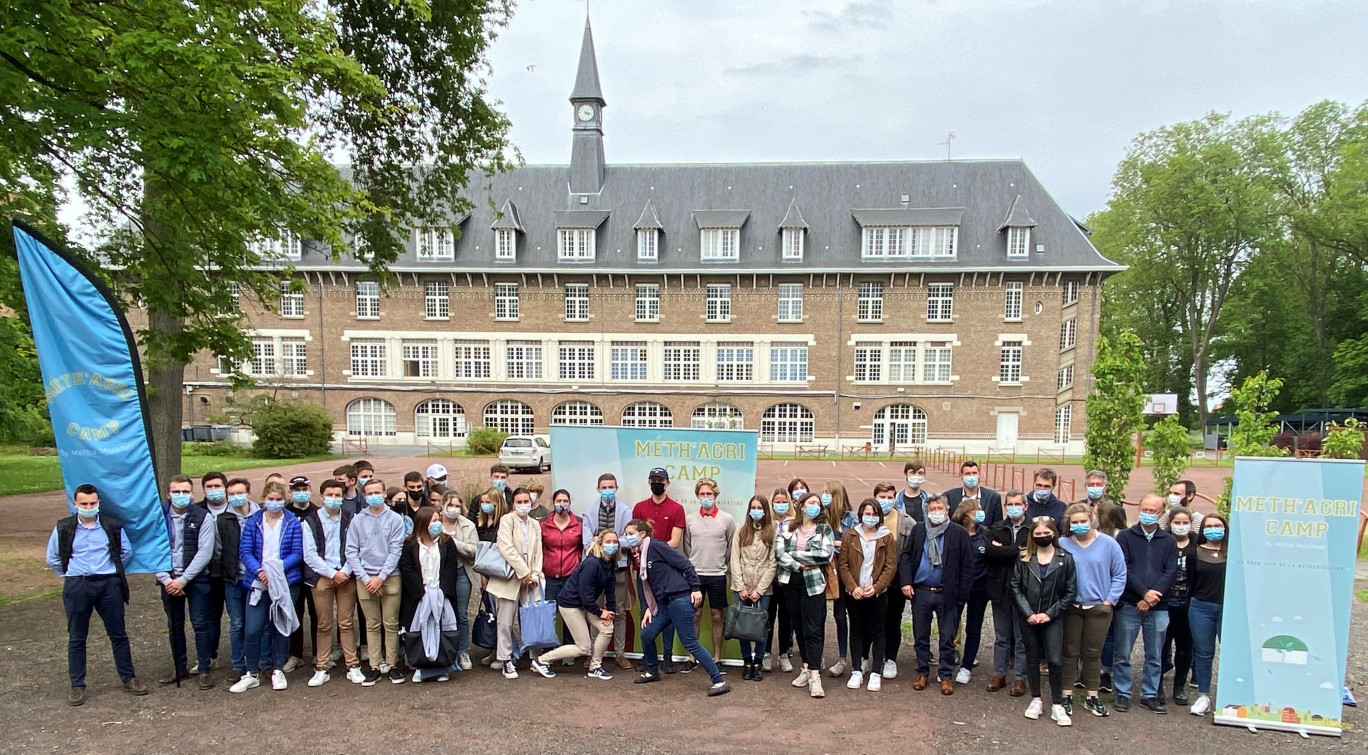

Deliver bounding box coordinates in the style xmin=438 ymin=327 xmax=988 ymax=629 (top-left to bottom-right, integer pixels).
xmin=176 ymin=20 xmax=1121 ymax=455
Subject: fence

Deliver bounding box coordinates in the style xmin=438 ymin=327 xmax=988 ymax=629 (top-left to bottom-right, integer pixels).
xmin=341 ymin=437 xmax=369 ymax=455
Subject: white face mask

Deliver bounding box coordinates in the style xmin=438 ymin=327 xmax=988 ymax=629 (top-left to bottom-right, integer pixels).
xmin=1167 ymin=493 xmax=1184 ymax=508
xmin=927 ymin=510 xmax=947 ymax=525
xmin=529 ymin=492 xmax=539 ymax=503
xmin=907 ymin=475 xmax=925 ymax=487
xmin=515 ymin=504 xmax=532 ymax=516
xmin=1171 ymin=523 xmax=1192 ymax=537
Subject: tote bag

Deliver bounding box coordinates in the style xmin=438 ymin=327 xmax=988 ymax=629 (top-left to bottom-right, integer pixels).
xmin=722 ymin=601 xmax=767 ymax=642
xmin=472 ymin=593 xmax=498 ymax=649
xmin=474 ymin=540 xmax=514 ymax=580
xmin=517 ymin=582 xmax=559 ymax=654
xmin=401 ymin=629 xmax=461 ymax=670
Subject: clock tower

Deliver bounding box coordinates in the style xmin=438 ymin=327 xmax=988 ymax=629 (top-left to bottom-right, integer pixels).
xmin=569 ymin=17 xmax=606 ymax=194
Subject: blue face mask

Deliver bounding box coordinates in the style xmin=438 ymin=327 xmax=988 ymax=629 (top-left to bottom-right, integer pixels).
xmin=699 ymin=497 xmax=715 ymax=509
xmin=1202 ymin=527 xmax=1225 ymax=542
xmin=1070 ymin=522 xmax=1092 ymax=536
xmin=228 ymin=493 xmax=249 ymax=507
xmin=323 ymin=497 xmax=343 ymax=511
xmin=493 ymin=480 xmax=507 ymax=491
xmin=962 ymin=476 xmax=979 ymax=488
xmin=77 ymin=505 xmax=100 ymax=519
xmin=292 ymin=491 xmax=311 ymax=503
xmin=365 ymin=493 xmax=386 ymax=508
xmin=819 ymin=493 xmax=832 ymax=507
xmin=602 ymin=543 xmax=619 ymax=557
xmin=1033 ymin=489 xmax=1051 ymax=501
xmin=264 ymin=499 xmax=285 ymax=513
xmin=773 ymin=502 xmax=789 ymax=516
xmin=1006 ymin=505 xmax=1025 ymax=520
xmin=480 ymin=502 xmax=495 ymax=514
xmin=169 ymin=492 xmax=192 ymax=508
xmin=804 ymin=503 xmax=821 ymax=519
xmin=974 ymin=510 xmax=986 ymax=523
xmin=861 ymin=515 xmax=880 ymax=528
xmin=428 ymin=521 xmax=444 ymax=537
xmin=600 ymin=488 xmax=616 ymax=501
xmin=622 ymin=534 xmax=640 ymax=548
xmin=877 ymin=498 xmax=894 ymax=513
xmin=1138 ymin=512 xmax=1160 ymax=526
xmin=748 ymin=508 xmax=765 ymax=521
xmin=1086 ymin=486 xmax=1105 ymax=500
xmin=205 ymin=488 xmax=225 ymax=502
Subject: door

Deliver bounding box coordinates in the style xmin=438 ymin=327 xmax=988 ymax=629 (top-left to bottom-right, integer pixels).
xmin=995 ymin=411 xmax=1019 ymax=452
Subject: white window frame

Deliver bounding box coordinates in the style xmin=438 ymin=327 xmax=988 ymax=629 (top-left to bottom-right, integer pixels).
xmin=777 ymin=283 xmax=803 ymax=322
xmin=999 ymin=341 xmax=1023 ymax=385
xmin=415 ymin=399 xmax=467 ymax=439
xmin=662 ymin=341 xmax=701 ymax=381
xmin=909 ymin=226 xmax=957 ymax=258
xmin=349 ymin=339 xmax=387 ymax=378
xmin=484 ymin=399 xmax=534 ymax=436
xmin=636 ymin=229 xmax=658 ymax=261
xmin=494 ymin=228 xmax=516 ymax=261
xmin=610 ymin=341 xmax=649 ymax=381
xmin=551 ymin=401 xmax=604 ymax=426
xmin=504 ymin=340 xmax=543 ymax=380
xmin=781 ymin=228 xmax=804 ymax=260
xmin=279 ymin=280 xmax=304 ymax=319
xmin=705 ymin=284 xmax=731 ymax=323
xmin=280 ymin=337 xmax=307 ymax=377
xmin=1007 ymin=227 xmax=1030 ymax=259
xmin=1004 ymin=281 xmax=1023 ymax=322
xmin=621 ymin=402 xmax=673 ymax=428
xmin=887 ymin=341 xmax=918 ymax=383
xmin=857 ymin=281 xmax=884 ymax=322
xmin=402 ymin=340 xmax=439 ymax=378
xmin=1055 ymin=404 xmax=1072 ymax=444
xmin=417 ymin=228 xmax=455 ymax=261
xmin=558 ymin=341 xmax=596 ymax=380
xmin=252 ymin=232 xmax=302 ymax=262
xmin=761 ymin=403 xmax=814 ymax=443
xmin=853 ymin=341 xmax=883 ymax=383
xmin=249 ymin=337 xmax=277 ymax=377
xmin=558 ymin=228 xmax=596 ymax=262
xmin=861 ymin=227 xmax=909 ymax=259
xmin=564 ymin=283 xmax=589 ymax=322
xmin=927 ymin=283 xmax=954 ymax=322
xmin=1060 ymin=318 xmax=1077 ymax=351
xmin=346 ymin=398 xmax=396 ymax=437
xmin=424 ymin=281 xmax=449 ymax=320
xmin=355 ymin=281 xmax=379 ymax=319
xmin=494 ymin=282 xmax=519 ymax=321
xmin=922 ymin=342 xmax=953 ymax=383
xmin=635 ymin=284 xmax=660 ymax=322
xmin=715 ymin=342 xmax=754 ymax=382
xmin=1063 ymin=280 xmax=1080 ymax=306
xmin=229 ymin=282 xmax=241 ymax=311
xmin=700 ymin=228 xmax=739 ymax=261
xmin=692 ymin=402 xmax=744 ymax=430
xmin=770 ymin=343 xmax=808 ymax=382
xmin=1058 ymin=364 xmax=1075 ymax=390
xmin=452 ymin=340 xmax=491 ymax=379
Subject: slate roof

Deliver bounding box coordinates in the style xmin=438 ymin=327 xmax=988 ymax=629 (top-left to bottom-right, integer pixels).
xmin=569 ymin=19 xmax=604 ymax=104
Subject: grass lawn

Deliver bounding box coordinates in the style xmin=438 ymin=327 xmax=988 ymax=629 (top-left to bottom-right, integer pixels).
xmin=0 ymin=452 xmax=340 ymax=497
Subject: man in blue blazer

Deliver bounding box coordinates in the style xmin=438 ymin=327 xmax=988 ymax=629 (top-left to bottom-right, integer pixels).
xmin=943 ymin=460 xmax=1004 ymax=526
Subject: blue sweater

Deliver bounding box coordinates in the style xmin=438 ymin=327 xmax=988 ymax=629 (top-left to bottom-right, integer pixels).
xmin=1059 ymin=533 xmax=1126 ymax=605
xmin=636 ymin=538 xmax=700 ymax=603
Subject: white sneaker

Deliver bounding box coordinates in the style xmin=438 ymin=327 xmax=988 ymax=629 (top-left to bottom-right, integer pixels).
xmin=778 ymin=655 xmax=794 ymax=673
xmin=1051 ymin=704 xmax=1072 ymax=726
xmin=861 ymin=658 xmax=871 ymax=675
xmin=271 ymin=670 xmax=288 ymax=690
xmin=791 ymin=669 xmax=811 ymax=687
xmin=762 ymin=653 xmax=773 ymax=672
xmin=867 ymin=673 xmax=882 ymax=692
xmin=827 ymin=658 xmax=846 ymax=678
xmin=307 ymin=670 xmax=329 ymax=687
xmin=282 ymin=656 xmax=302 ymax=673
xmin=955 ymin=667 xmax=971 ymax=684
xmin=809 ymin=676 xmax=825 ymax=698
xmin=1024 ymin=699 xmax=1043 ymax=720
xmin=882 ymin=660 xmax=898 ymax=679
xmin=502 ymin=661 xmax=519 ymax=679
xmin=228 ymin=672 xmax=259 ymax=693
xmin=847 ymin=671 xmax=863 ymax=689
xmin=412 ymin=669 xmax=423 ymax=683
xmin=1190 ymin=695 xmax=1211 ymax=716
xmin=458 ymin=651 xmax=472 ymax=671
xmin=346 ymin=667 xmax=366 ymax=684
xmin=437 ymin=674 xmax=449 ymax=682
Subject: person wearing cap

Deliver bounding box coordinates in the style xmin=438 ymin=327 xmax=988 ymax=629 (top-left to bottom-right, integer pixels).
xmin=284 ymin=475 xmax=320 ymax=674
xmin=425 ymin=463 xmax=449 ymax=492
xmin=632 ymin=467 xmax=686 ymax=674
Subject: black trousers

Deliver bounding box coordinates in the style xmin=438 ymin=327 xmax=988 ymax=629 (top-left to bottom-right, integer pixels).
xmin=64 ymin=575 xmax=135 ymax=687
xmin=289 ymin=584 xmax=318 ymax=659
xmin=783 ymin=580 xmax=826 ymax=670
xmin=848 ymin=592 xmax=889 ymax=672
xmin=1164 ymin=601 xmax=1193 ymax=690
xmin=1020 ymin=614 xmax=1064 ymax=704
xmin=883 ymin=587 xmax=907 ymax=664
xmin=767 ymin=583 xmax=793 ymax=656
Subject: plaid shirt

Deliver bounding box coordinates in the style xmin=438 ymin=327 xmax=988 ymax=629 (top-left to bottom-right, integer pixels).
xmin=774 ymin=523 xmax=834 ymax=596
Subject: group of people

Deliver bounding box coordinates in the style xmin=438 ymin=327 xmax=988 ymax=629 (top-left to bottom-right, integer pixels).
xmin=49 ymin=458 xmax=1227 ymax=725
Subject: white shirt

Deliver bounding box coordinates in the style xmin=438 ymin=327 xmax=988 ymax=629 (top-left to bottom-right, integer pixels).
xmin=262 ymin=515 xmax=284 ymax=564
xmin=419 ymin=540 xmax=442 ymax=588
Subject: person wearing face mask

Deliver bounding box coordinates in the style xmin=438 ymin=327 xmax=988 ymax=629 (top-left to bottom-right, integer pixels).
xmin=682 ymin=478 xmax=736 ymax=672
xmin=1159 ymin=508 xmax=1195 ymax=707
xmin=896 ymin=462 xmax=931 ymax=522
xmin=397 ymin=472 xmax=427 ymax=523
xmin=869 ymin=482 xmax=913 ymax=680
xmin=775 ymin=493 xmax=835 ymax=698
xmin=765 ymin=488 xmax=796 ymax=673
xmin=194 ymin=471 xmax=230 ymax=676
xmin=398 ymin=507 xmax=464 ymax=682
xmin=47 ymin=483 xmax=147 ymax=706
xmin=490 ymin=463 xmax=514 ymax=508
xmin=950 ymin=500 xmax=991 ymax=686
xmin=580 ymin=473 xmax=636 ymax=670
xmin=1011 ymin=517 xmax=1077 ymax=726
xmin=217 ymin=478 xmax=258 ymax=684
xmin=1027 ymin=469 xmax=1067 ymax=527
xmin=474 ymin=487 xmax=507 ymax=543
xmin=345 ymin=478 xmax=408 ymax=686
xmin=157 ymin=474 xmax=217 ymax=689
xmin=822 ymin=480 xmax=856 ymax=678
xmin=1112 ymin=494 xmax=1178 ymax=714
xmin=945 ymin=460 xmax=1004 ymax=527
xmin=1185 ymin=513 xmax=1227 ymax=716
xmin=537 ymin=530 xmax=620 ymax=679
xmin=541 ymin=489 xmax=584 ymax=655
xmin=633 ymin=467 xmax=687 ymax=673
xmin=490 ymin=488 xmax=548 ymax=679
xmin=352 ymin=460 xmax=375 ymax=495
xmin=1059 ymin=503 xmax=1126 ymax=718
xmin=437 ymin=490 xmax=478 ymax=670
xmin=231 ymin=482 xmax=304 ymax=693
xmin=837 ymin=499 xmax=896 ymax=692
xmin=984 ymin=490 xmax=1031 ymax=696
xmin=525 ymin=479 xmax=551 ymax=522
xmin=424 ymin=463 xmax=449 ymax=493
xmin=283 ymin=475 xmax=320 ymax=674
xmin=731 ymin=495 xmax=777 ymax=681
xmin=301 ymin=480 xmax=361 ymax=687
xmin=1078 ymin=470 xmax=1126 ymax=531
xmin=898 ymin=494 xmax=973 ymax=695
xmin=1158 ymin=480 xmax=1200 ymax=530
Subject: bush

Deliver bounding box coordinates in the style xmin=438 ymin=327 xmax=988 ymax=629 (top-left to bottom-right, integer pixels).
xmin=1148 ymin=415 xmax=1191 ymax=495
xmin=250 ymin=400 xmax=333 ymax=458
xmin=466 ymin=426 xmax=507 ymax=455
xmin=1296 ymin=432 xmax=1322 ymax=451
xmin=1271 ymin=432 xmax=1295 ymax=450
xmin=182 ymin=441 xmax=248 ymax=457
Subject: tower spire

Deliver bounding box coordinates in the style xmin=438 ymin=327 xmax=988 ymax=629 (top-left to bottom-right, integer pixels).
xmin=568 ymin=13 xmax=606 ymax=193
xmin=570 ymin=17 xmax=605 ymax=106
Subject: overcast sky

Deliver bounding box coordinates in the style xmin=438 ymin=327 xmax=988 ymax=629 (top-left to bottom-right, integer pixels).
xmin=484 ymin=0 xmax=1368 ymax=218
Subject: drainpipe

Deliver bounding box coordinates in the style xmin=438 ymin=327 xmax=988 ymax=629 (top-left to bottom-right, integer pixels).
xmin=833 ymin=274 xmax=843 ymax=448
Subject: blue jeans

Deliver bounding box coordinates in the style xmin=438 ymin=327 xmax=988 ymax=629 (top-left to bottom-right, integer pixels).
xmin=1112 ymin=603 xmax=1169 ymax=700
xmin=912 ymin=590 xmax=960 ymax=680
xmin=735 ymin=593 xmax=771 ymax=663
xmin=223 ymin=581 xmax=264 ymax=671
xmin=161 ymin=577 xmax=214 ymax=674
xmin=1187 ymin=598 xmax=1223 ymax=695
xmin=544 ymin=575 xmax=574 ymax=647
xmin=454 ymin=569 xmax=471 ymax=652
xmin=642 ymin=595 xmax=723 ymax=684
xmin=244 ymin=583 xmax=302 ymax=673
xmin=63 ymin=575 xmax=135 ymax=687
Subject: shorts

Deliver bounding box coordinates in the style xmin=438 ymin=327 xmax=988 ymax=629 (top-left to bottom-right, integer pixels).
xmin=698 ymin=575 xmax=729 ymax=611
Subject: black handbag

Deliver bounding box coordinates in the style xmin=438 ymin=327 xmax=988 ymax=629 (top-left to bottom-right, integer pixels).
xmin=401 ymin=628 xmax=461 ymax=670
xmin=722 ymin=600 xmax=767 ymax=642
xmin=472 ymin=593 xmax=498 ymax=649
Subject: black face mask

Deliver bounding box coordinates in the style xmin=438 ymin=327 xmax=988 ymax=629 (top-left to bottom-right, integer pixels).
xmin=649 ymin=482 xmax=667 ymax=496
xmin=1032 ymin=535 xmax=1055 ymax=548
xmin=407 ymin=490 xmax=424 ymax=502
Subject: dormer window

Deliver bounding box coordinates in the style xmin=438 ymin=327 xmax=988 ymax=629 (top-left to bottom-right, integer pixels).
xmin=852 ymin=209 xmax=961 ymax=260
xmin=251 ymin=231 xmax=301 ymax=262
xmin=700 ymin=228 xmax=738 ymax=261
xmin=417 ymin=228 xmax=454 ymax=260
xmin=782 ymin=228 xmax=804 ymax=260
xmin=1007 ymin=227 xmax=1030 ymax=258
xmin=637 ymin=229 xmax=658 ymax=261
xmin=495 ymin=228 xmax=516 ymax=261
xmin=778 ymin=199 xmax=808 ymax=261
xmin=559 ymin=228 xmax=596 ymax=261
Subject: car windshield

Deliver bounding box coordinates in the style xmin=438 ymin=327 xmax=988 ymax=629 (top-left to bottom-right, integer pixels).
xmin=504 ymin=438 xmax=533 ymax=448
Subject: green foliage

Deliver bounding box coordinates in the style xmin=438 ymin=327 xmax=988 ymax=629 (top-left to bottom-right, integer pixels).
xmin=250 ymin=401 xmax=333 ymax=459
xmin=466 ymin=427 xmax=507 ymax=455
xmin=181 ymin=441 xmax=246 ymax=458
xmin=0 ymin=451 xmax=338 ymax=497
xmin=1214 ymin=371 xmax=1288 ymax=516
xmin=1084 ymin=331 xmax=1148 ymax=501
xmin=1148 ymin=415 xmax=1191 ymax=494
xmin=1322 ymin=418 xmax=1365 ymax=460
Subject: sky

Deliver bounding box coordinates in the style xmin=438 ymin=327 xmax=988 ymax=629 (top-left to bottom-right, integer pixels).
xmin=483 ymin=0 xmax=1368 ymax=219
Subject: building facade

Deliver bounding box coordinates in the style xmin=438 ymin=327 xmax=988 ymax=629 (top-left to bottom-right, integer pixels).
xmin=173 ymin=20 xmax=1120 ymax=455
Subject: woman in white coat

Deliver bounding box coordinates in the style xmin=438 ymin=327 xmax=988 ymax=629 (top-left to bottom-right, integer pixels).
xmin=487 ymin=487 xmax=545 ymax=679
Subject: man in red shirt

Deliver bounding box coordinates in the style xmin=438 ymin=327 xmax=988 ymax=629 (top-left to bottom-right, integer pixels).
xmin=632 ymin=467 xmax=686 ymax=673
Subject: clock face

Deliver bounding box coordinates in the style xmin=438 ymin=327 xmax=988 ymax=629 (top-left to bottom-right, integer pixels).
xmin=577 ymin=104 xmax=595 ymax=122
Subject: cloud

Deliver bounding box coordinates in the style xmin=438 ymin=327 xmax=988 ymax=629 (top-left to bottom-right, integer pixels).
xmin=724 ymin=54 xmax=863 ymax=77
xmin=804 ymin=1 xmax=896 ymax=32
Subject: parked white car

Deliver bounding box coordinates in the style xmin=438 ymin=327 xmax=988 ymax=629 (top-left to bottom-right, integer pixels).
xmin=498 ymin=435 xmax=551 ymax=472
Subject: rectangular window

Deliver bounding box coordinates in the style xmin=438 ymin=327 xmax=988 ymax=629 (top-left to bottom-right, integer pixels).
xmin=887 ymin=341 xmax=918 ymax=383
xmin=662 ymin=341 xmax=701 ymax=381
xmin=861 ymin=227 xmax=909 ymax=258
xmin=252 ymin=232 xmax=301 ymax=261
xmin=1063 ymin=280 xmax=1080 ymax=306
xmin=770 ymin=344 xmax=808 ymax=382
xmin=349 ymin=339 xmax=386 ymax=377
xmin=564 ymin=283 xmax=589 ymax=321
xmin=853 ymin=341 xmax=883 ymax=382
xmin=999 ymin=341 xmax=1023 ymax=384
xmin=279 ymin=280 xmax=304 ymax=318
xmin=494 ymin=229 xmax=516 ymax=261
xmin=417 ymin=228 xmax=455 ymax=260
xmin=700 ymin=228 xmax=739 ymax=261
xmin=909 ymin=226 xmax=957 ymax=258
xmin=927 ymin=283 xmax=954 ymax=321
xmin=610 ymin=341 xmax=648 ymax=381
xmin=494 ymin=282 xmax=519 ymax=320
xmin=635 ymin=284 xmax=659 ymax=322
xmin=402 ymin=340 xmax=439 ymax=378
xmin=782 ymin=228 xmax=804 ymax=260
xmin=250 ymin=338 xmax=277 ymax=376
xmin=1060 ymin=318 xmax=1077 ymax=351
xmin=281 ymin=337 xmax=307 ymax=376
xmin=558 ymin=341 xmax=596 ymax=380
xmin=558 ymin=228 xmax=596 ymax=261
xmin=715 ymin=342 xmax=754 ymax=382
xmin=1007 ymin=227 xmax=1030 ymax=258
xmin=777 ymin=283 xmax=803 ymax=322
xmin=452 ymin=340 xmax=491 ymax=379
xmin=229 ymin=282 xmax=241 ymax=311
xmin=922 ymin=342 xmax=952 ymax=383
xmin=355 ymin=281 xmax=379 ymax=319
xmin=857 ymin=281 xmax=883 ymax=322
xmin=706 ymin=284 xmax=731 ymax=323
xmin=1004 ymin=281 xmax=1023 ymax=321
xmin=1055 ymin=404 xmax=1072 ymax=444
xmin=1057 ymin=364 xmax=1074 ymax=390
xmin=505 ymin=340 xmax=543 ymax=380
xmin=424 ymin=281 xmax=449 ymax=320
xmin=637 ymin=229 xmax=658 ymax=261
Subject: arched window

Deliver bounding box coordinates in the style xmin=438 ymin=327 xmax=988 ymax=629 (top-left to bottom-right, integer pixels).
xmin=621 ymin=402 xmax=673 ymax=428
xmin=346 ymin=398 xmax=396 ymax=437
xmin=760 ymin=403 xmax=813 ymax=443
xmin=691 ymin=401 xmax=743 ymax=430
xmin=551 ymin=401 xmax=604 ymax=426
xmin=415 ymin=399 xmax=466 ymax=439
xmin=872 ymin=404 xmax=927 ymax=448
xmin=483 ymin=400 xmax=535 ymax=436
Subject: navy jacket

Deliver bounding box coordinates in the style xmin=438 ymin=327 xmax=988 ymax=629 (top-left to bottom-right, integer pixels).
xmin=896 ymin=521 xmax=974 ymax=609
xmin=1115 ymin=524 xmax=1179 ymax=608
xmin=557 ymin=554 xmax=617 ymax=613
xmin=946 ymin=487 xmax=1005 ymax=528
xmin=1026 ymin=493 xmax=1067 ymax=527
xmin=239 ymin=510 xmax=304 ymax=589
xmin=636 ymin=538 xmax=699 ymax=604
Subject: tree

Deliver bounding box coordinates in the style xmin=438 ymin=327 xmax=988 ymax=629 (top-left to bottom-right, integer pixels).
xmin=1214 ymin=371 xmax=1288 ymax=516
xmin=1 ymin=1 xmax=514 ymax=485
xmin=1083 ymin=331 xmax=1148 ymax=502
xmin=1322 ymin=418 xmax=1365 ymax=460
xmin=1148 ymin=415 xmax=1191 ymax=495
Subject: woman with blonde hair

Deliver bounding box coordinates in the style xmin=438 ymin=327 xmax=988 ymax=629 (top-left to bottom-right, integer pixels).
xmin=775 ymin=492 xmax=835 ymax=698
xmin=765 ymin=487 xmax=796 ymax=673
xmin=474 ymin=487 xmax=506 ymax=544
xmin=951 ymin=498 xmax=991 ymax=687
xmin=1011 ymin=516 xmax=1077 ymax=726
xmin=534 ymin=530 xmax=620 ymax=680
xmin=731 ymin=495 xmax=777 ymax=681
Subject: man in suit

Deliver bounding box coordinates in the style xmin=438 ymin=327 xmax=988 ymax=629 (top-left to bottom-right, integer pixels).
xmin=943 ymin=460 xmax=1004 ymax=527
xmin=897 ymin=494 xmax=974 ymax=695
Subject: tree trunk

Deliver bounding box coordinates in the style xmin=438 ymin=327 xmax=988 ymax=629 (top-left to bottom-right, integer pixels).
xmin=145 ymin=306 xmax=185 ymax=489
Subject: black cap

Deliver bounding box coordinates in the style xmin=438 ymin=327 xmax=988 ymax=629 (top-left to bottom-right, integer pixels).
xmin=648 ymin=467 xmax=669 ymax=481
xmin=289 ymin=475 xmax=310 ymax=487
